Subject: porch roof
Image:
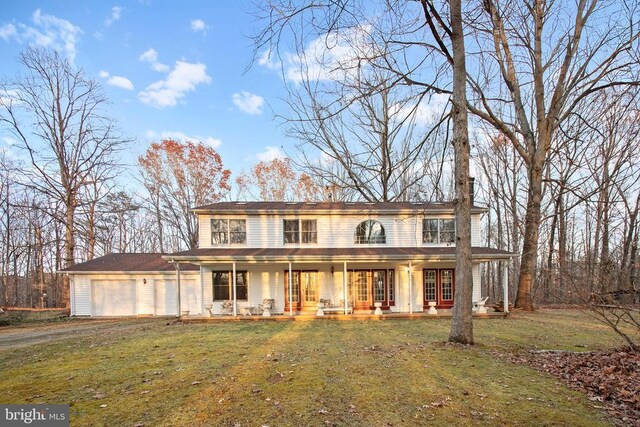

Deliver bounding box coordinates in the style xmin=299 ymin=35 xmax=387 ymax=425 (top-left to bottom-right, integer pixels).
xmin=164 ymin=246 xmax=515 ymax=263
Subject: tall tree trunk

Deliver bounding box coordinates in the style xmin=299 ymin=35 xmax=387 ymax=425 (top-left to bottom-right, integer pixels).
xmin=63 ymin=194 xmax=76 ymax=308
xmin=558 ymin=192 xmax=567 ymax=298
xmin=448 ymin=0 xmax=474 ymax=345
xmin=87 ymin=200 xmax=96 ymax=260
xmin=515 ymin=156 xmax=543 ymax=311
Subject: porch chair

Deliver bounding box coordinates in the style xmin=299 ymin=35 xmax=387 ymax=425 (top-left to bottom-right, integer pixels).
xmin=220 ymin=300 xmax=234 ymax=315
xmin=339 ymin=299 xmax=354 ymax=314
xmin=258 ymin=299 xmax=274 ymax=316
xmin=473 ymin=297 xmax=489 ymax=314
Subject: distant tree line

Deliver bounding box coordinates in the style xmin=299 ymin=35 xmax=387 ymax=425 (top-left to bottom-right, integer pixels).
xmin=2 ymin=0 xmax=640 ymax=318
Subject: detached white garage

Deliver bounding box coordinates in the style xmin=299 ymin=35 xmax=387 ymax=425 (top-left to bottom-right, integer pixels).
xmin=62 ymin=254 xmax=200 ymax=317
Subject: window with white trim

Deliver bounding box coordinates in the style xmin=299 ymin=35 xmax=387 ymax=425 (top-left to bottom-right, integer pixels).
xmin=354 ymin=220 xmax=386 ymax=244
xmin=212 ymin=271 xmax=248 ymax=300
xmin=422 ymin=218 xmax=455 ymax=244
xmin=283 ymin=219 xmax=317 ymax=244
xmin=211 ymin=219 xmax=246 ymax=245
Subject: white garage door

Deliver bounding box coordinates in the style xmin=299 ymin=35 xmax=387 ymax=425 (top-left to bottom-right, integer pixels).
xmin=92 ymin=280 xmax=137 ymax=316
xmin=155 ymin=280 xmax=178 ymax=316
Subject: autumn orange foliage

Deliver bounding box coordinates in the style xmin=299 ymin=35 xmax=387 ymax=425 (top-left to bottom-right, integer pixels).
xmin=237 ymin=157 xmax=320 ymax=201
xmin=138 ymin=139 xmax=231 ymax=248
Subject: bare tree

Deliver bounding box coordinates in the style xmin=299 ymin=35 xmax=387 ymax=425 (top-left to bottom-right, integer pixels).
xmin=419 ymin=0 xmax=475 ymax=343
xmin=0 ymin=47 xmax=128 ymax=307
xmin=461 ymin=0 xmax=640 ymax=310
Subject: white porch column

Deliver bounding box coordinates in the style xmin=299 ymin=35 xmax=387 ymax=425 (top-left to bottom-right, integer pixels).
xmin=288 ymin=262 xmax=293 ymax=316
xmin=199 ymin=266 xmax=204 ymax=315
xmin=232 ymin=262 xmax=237 ymax=317
xmin=343 ymin=261 xmax=348 ymax=315
xmin=175 ymin=261 xmax=182 ymax=318
xmin=503 ymin=260 xmax=509 ymax=313
xmin=408 ymin=261 xmax=413 ymax=314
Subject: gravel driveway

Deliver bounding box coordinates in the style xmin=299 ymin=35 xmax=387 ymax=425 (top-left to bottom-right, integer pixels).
xmin=0 ymin=318 xmax=167 ymax=349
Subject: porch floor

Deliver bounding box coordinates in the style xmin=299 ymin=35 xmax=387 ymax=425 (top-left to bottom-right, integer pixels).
xmin=180 ymin=310 xmax=508 ymax=322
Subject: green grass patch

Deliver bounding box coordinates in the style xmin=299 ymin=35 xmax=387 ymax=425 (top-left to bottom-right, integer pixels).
xmin=0 ymin=310 xmax=624 ymax=426
xmin=0 ymin=309 xmax=69 ymax=327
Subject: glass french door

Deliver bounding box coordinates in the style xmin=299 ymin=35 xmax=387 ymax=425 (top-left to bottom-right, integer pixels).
xmin=423 ymin=269 xmax=455 ymax=308
xmin=353 ymin=271 xmax=369 ymax=310
xmin=284 ymin=271 xmax=317 ymax=311
xmin=348 ymin=269 xmax=395 ymax=310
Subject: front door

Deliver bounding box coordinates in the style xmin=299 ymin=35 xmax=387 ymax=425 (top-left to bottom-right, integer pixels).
xmin=284 ymin=270 xmax=317 ymax=311
xmin=352 ymin=270 xmax=370 ymax=310
xmin=423 ymin=269 xmax=455 ymax=309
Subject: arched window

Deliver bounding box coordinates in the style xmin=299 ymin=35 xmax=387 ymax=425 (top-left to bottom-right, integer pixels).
xmin=354 ymin=220 xmax=386 ymax=244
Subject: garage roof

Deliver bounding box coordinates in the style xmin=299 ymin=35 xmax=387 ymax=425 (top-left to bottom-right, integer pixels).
xmin=60 ymin=253 xmax=198 ymax=273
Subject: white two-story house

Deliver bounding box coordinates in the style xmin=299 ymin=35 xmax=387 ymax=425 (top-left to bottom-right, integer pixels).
xmin=63 ymin=200 xmax=513 ymax=317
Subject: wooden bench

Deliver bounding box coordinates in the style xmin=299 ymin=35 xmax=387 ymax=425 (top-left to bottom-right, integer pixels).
xmin=316 ymin=299 xmax=353 ymax=316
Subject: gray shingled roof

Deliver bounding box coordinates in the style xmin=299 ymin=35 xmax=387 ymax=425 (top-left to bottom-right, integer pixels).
xmin=59 ymin=253 xmax=199 ymax=273
xmin=165 ymin=246 xmax=515 ymax=261
xmin=192 ymin=201 xmax=487 ymax=214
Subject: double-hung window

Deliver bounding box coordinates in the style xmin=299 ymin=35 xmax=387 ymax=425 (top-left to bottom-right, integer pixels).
xmin=211 ymin=219 xmax=246 ymax=245
xmin=213 ymin=271 xmax=248 ymax=300
xmin=422 ymin=218 xmax=455 ymax=244
xmin=283 ymin=219 xmax=317 ymax=244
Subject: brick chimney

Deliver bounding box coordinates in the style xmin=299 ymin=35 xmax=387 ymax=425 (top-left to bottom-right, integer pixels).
xmin=469 ymin=177 xmax=475 ymax=206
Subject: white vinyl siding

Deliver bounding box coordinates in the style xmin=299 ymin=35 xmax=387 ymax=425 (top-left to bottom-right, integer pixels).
xmin=74 ymin=277 xmax=92 ymax=316
xmin=471 ymin=215 xmax=481 ymax=246
xmin=154 ymin=280 xmax=177 ymax=315
xmin=137 ymin=279 xmax=154 ymax=315
xmin=472 ymin=264 xmax=481 ymax=302
xmin=181 ymin=279 xmax=201 ymax=315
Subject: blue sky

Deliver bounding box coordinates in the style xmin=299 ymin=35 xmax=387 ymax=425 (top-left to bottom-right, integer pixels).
xmin=0 ymin=1 xmax=292 ymax=180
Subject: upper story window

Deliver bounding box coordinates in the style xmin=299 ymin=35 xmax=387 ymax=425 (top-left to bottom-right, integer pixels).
xmin=354 ymin=220 xmax=386 ymax=244
xmin=283 ymin=219 xmax=318 ymax=244
xmin=422 ymin=218 xmax=455 ymax=244
xmin=211 ymin=219 xmax=246 ymax=245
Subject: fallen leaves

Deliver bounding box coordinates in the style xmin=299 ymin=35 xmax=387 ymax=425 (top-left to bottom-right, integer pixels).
xmin=502 ymin=348 xmax=640 ymax=424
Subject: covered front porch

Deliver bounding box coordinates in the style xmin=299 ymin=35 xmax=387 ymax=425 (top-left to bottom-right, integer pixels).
xmin=166 ymin=247 xmax=516 ymax=318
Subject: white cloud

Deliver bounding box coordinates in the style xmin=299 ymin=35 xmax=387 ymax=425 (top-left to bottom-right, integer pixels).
xmin=0 ymin=23 xmax=17 ymax=40
xmin=138 ymin=61 xmax=211 ymax=108
xmin=98 ymin=70 xmax=110 ymax=78
xmin=0 ymin=9 xmax=82 ymax=62
xmin=138 ymin=48 xmax=169 ymax=72
xmin=105 ymin=6 xmax=122 ymax=27
xmin=256 ymin=146 xmax=284 ymax=162
xmin=2 ymin=136 xmax=18 ymax=146
xmin=107 ymin=75 xmax=134 ymax=90
xmin=390 ymin=93 xmax=450 ymax=127
xmin=146 ymin=130 xmax=222 ymax=148
xmin=0 ymin=89 xmax=21 ymax=106
xmin=259 ymin=25 xmax=376 ymax=84
xmin=232 ymin=91 xmax=264 ymax=115
xmin=190 ymin=19 xmax=208 ymax=33
xmin=257 ymin=49 xmax=279 ymax=70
